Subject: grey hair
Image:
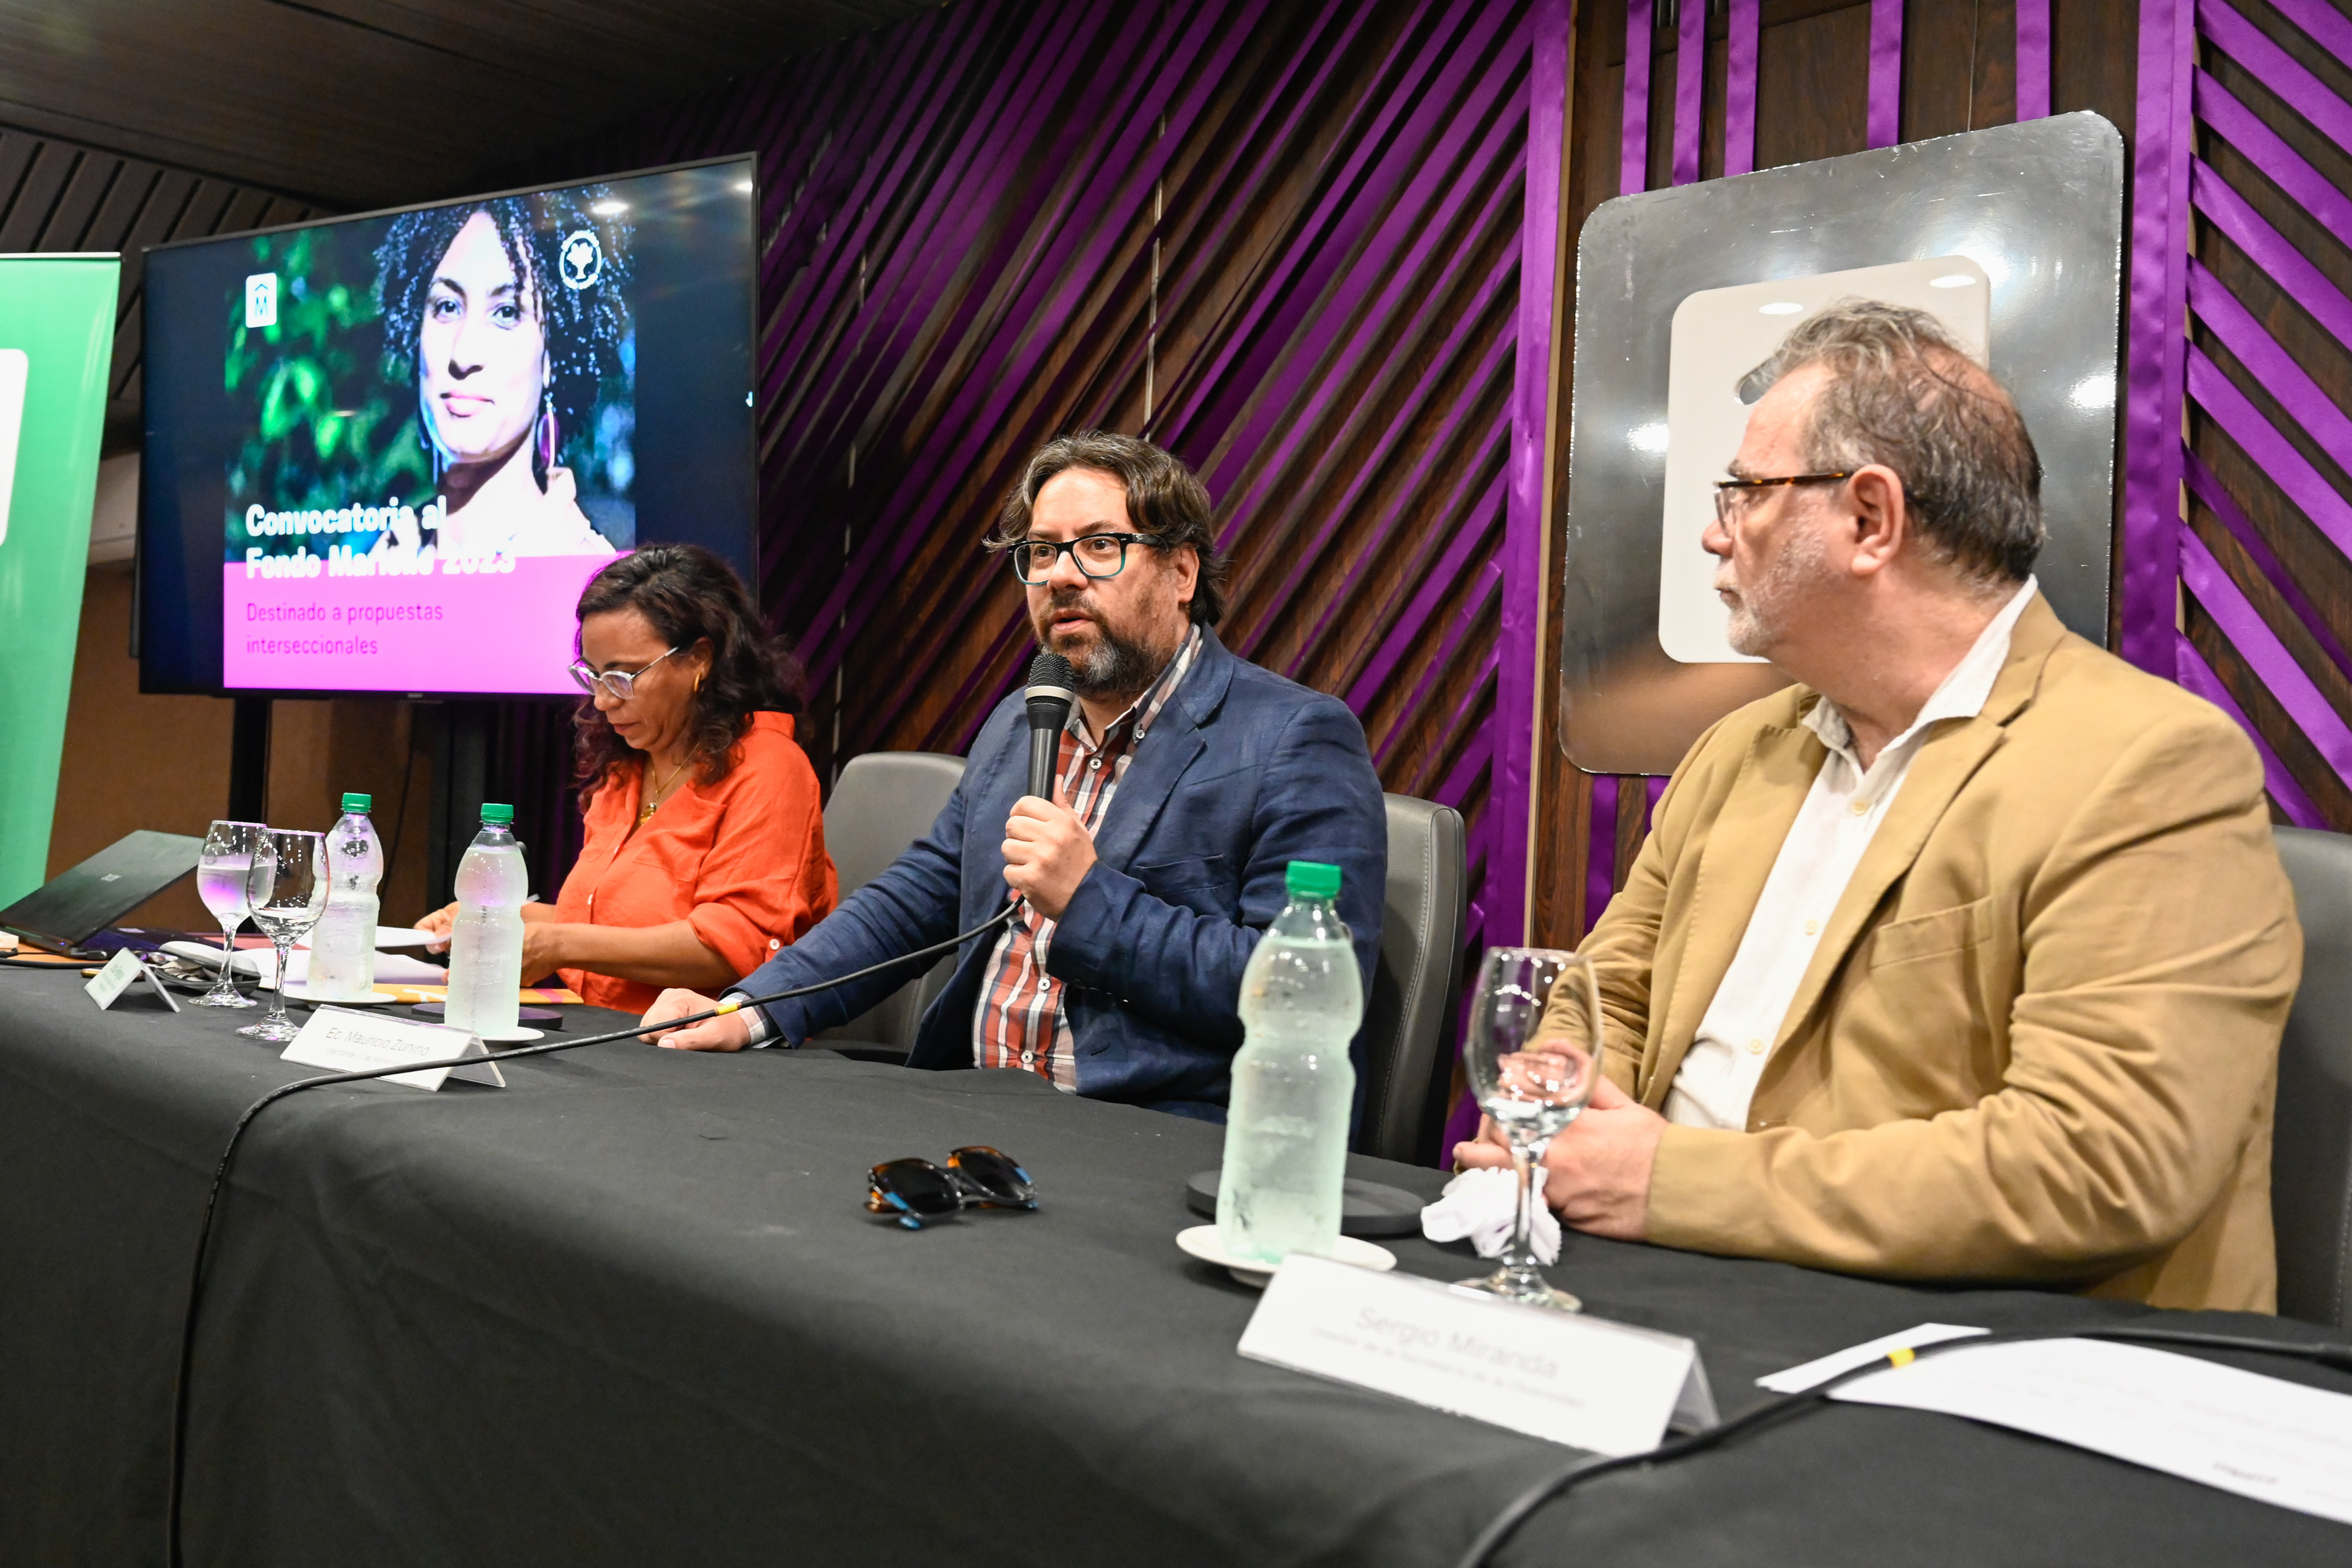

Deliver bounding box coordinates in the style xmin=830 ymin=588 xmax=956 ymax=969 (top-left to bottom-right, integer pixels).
xmin=988 ymin=430 xmax=1229 ymax=625
xmin=1741 ymin=298 xmax=2044 ymax=586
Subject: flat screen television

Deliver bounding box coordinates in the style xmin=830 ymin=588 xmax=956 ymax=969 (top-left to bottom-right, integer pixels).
xmin=138 ymin=155 xmax=757 ymax=698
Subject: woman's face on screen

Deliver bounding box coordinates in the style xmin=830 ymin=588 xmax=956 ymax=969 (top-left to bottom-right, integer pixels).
xmin=419 ymin=210 xmax=548 ymax=466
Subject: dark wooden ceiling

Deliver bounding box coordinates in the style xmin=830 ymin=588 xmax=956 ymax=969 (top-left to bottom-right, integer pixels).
xmin=0 ymin=0 xmax=937 ymax=210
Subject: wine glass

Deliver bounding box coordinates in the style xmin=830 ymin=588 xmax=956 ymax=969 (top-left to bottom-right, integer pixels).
xmin=192 ymin=820 xmax=265 ymax=1008
xmin=1457 ymin=946 xmax=1603 ymax=1313
xmin=236 ymin=829 xmax=328 ymax=1043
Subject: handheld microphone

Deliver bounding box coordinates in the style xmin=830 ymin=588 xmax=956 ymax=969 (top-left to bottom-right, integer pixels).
xmin=1024 ymin=652 xmax=1075 ymax=801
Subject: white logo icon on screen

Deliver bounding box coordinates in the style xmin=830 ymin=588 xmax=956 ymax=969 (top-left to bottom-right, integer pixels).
xmin=0 ymin=349 xmax=27 ymax=552
xmin=558 ymin=230 xmax=602 ymax=290
xmin=245 ymin=273 xmax=278 ymax=330
xmin=1655 ymin=256 xmax=1992 ymax=664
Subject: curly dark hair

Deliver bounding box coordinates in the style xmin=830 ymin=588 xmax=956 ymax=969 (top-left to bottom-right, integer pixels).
xmin=374 ymin=186 xmax=632 ymax=488
xmin=987 ymin=430 xmax=1229 ymax=625
xmin=571 ymin=545 xmax=806 ymax=810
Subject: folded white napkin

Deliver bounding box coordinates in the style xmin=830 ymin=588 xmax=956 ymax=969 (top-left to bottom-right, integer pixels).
xmin=1420 ymin=1165 xmax=1562 ymax=1263
xmin=163 ymin=941 xmax=271 ymax=980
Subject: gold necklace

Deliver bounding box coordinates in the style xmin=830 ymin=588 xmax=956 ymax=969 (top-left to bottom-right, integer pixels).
xmin=637 ymin=753 xmax=694 ymax=825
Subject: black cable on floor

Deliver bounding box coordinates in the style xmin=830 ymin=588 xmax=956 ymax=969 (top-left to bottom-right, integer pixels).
xmin=163 ymin=902 xmax=1017 ymax=1566
xmin=1456 ymin=1323 xmax=2352 ymax=1568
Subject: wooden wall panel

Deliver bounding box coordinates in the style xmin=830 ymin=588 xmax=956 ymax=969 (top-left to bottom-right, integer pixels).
xmin=502 ymin=0 xmax=1549 ymax=939
xmin=2177 ymin=0 xmax=2352 ymax=831
xmin=1528 ymin=0 xmax=2140 ymax=946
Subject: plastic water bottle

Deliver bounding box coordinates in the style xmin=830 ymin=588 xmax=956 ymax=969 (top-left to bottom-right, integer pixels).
xmin=1217 ymin=861 xmax=1363 ymax=1265
xmin=444 ymin=804 xmax=528 ymax=1039
xmin=307 ymin=793 xmax=383 ymax=1001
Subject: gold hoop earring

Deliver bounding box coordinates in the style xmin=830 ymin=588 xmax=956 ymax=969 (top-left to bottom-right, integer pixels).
xmin=694 ymin=671 xmax=705 ymax=693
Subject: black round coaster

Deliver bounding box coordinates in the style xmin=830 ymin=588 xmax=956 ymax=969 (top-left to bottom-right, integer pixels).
xmin=1184 ymin=1169 xmax=1425 ymax=1237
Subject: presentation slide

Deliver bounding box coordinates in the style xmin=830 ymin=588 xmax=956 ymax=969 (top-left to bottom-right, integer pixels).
xmin=140 ymin=158 xmax=756 ymax=697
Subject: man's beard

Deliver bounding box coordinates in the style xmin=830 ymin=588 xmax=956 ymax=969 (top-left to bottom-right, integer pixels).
xmin=1035 ymin=591 xmax=1175 ymax=699
xmin=1719 ymin=521 xmax=1828 ymax=657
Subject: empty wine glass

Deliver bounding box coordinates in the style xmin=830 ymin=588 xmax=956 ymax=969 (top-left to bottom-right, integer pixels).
xmin=1457 ymin=946 xmax=1603 ymax=1313
xmin=193 ymin=820 xmax=265 ymax=1008
xmin=236 ymin=829 xmax=328 ymax=1043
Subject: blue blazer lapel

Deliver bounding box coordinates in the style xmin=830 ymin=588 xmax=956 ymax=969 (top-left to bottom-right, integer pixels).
xmin=1089 ymin=628 xmax=1235 ymax=873
xmin=960 ymin=711 xmax=1029 ymax=931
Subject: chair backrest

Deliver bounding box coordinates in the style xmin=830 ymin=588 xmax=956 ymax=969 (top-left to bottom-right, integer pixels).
xmin=2271 ymin=826 xmax=2352 ymax=1331
xmin=1355 ymin=793 xmax=1468 ymax=1164
xmin=815 ymin=751 xmax=967 ymax=1053
xmin=823 ymin=751 xmax=969 ymax=898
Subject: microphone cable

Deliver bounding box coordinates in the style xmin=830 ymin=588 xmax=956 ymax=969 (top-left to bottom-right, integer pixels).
xmin=164 ymin=898 xmax=1018 ymax=1566
xmin=1454 ymin=1322 xmax=2352 ymax=1568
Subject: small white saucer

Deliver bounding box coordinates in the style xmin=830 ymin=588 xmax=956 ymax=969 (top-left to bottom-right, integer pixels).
xmin=280 ymin=985 xmax=402 ymax=1005
xmin=1175 ymin=1225 xmax=1396 ymax=1289
xmin=477 ymin=1026 xmax=544 ymax=1043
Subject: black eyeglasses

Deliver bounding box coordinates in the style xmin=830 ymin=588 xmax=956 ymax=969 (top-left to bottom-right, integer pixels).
xmin=866 ymin=1146 xmax=1037 ymax=1229
xmin=1011 ymin=532 xmax=1166 ymax=585
xmin=1711 ymin=471 xmax=1853 ymax=524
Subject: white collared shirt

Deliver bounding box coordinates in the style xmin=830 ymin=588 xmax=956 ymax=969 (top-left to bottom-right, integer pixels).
xmin=1662 ymin=578 xmax=2038 ymax=1131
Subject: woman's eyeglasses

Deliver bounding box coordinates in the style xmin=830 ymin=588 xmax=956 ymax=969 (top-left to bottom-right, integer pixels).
xmin=1711 ymin=471 xmax=1852 ymax=526
xmin=866 ymin=1146 xmax=1037 ymax=1229
xmin=1010 ymin=532 xmax=1166 ymax=585
xmin=568 ymin=645 xmax=681 ymax=700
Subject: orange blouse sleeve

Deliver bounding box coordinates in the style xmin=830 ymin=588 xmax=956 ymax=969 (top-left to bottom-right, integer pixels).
xmin=683 ymin=721 xmax=838 ymax=978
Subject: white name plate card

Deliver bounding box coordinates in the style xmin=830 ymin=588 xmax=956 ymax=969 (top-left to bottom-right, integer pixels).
xmin=1237 ymin=1254 xmax=1717 ymax=1455
xmin=281 ymin=1006 xmax=505 ymax=1091
xmin=85 ymin=949 xmax=180 ymax=1013
xmin=1833 ymin=1337 xmax=2352 ymax=1526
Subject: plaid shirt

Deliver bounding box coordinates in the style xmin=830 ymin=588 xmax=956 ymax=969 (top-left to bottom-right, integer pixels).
xmin=973 ymin=624 xmax=1203 ymax=1088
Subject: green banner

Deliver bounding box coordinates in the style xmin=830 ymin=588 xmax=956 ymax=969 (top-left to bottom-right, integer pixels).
xmin=0 ymin=254 xmax=121 ymax=903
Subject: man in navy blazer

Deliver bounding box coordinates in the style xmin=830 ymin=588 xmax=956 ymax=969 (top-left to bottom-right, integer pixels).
xmin=644 ymin=431 xmax=1386 ymax=1121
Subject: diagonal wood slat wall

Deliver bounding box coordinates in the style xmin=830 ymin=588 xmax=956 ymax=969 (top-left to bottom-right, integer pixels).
xmin=2170 ymin=0 xmax=2352 ymax=833
xmin=526 ymin=0 xmax=1544 ymax=936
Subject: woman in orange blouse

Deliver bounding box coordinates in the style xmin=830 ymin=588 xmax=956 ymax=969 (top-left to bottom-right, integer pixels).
xmin=420 ymin=545 xmax=837 ymax=1012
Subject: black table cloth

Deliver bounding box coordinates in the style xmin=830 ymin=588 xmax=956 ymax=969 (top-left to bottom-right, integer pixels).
xmin=2 ymin=969 xmax=2346 ymax=1566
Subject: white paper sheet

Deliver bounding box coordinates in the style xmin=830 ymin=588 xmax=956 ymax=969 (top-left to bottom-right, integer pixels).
xmin=1758 ymin=1323 xmax=1987 ymax=1392
xmin=162 ymin=942 xmax=449 ymax=986
xmin=1833 ymin=1337 xmax=2352 ymax=1526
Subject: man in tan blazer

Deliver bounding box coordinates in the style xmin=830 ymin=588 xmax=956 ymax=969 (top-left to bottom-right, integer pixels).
xmin=1463 ymin=300 xmax=2299 ymax=1312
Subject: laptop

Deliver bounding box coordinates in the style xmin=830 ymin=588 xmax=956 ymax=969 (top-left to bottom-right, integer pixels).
xmin=1 ymin=830 xmax=205 ymax=956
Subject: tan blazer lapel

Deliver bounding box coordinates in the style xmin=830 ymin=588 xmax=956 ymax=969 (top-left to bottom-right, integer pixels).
xmin=1768 ymin=596 xmax=2067 ymax=1052
xmin=1642 ymin=720 xmax=1824 ymax=1105
xmin=1766 ymin=720 xmax=2005 ymax=1054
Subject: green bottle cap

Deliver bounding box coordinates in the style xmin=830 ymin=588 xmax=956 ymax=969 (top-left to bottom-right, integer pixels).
xmin=1285 ymin=860 xmax=1342 ymax=900
xmin=340 ymin=793 xmax=372 ymax=812
xmin=480 ymin=803 xmax=514 ymax=824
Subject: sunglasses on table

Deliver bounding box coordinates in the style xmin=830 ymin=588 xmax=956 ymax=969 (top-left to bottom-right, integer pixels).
xmin=866 ymin=1146 xmax=1037 ymax=1230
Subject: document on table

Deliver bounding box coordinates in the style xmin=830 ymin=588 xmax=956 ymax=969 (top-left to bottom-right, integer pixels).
xmin=1831 ymin=1336 xmax=2352 ymax=1526
xmin=1757 ymin=1322 xmax=1986 ymax=1392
